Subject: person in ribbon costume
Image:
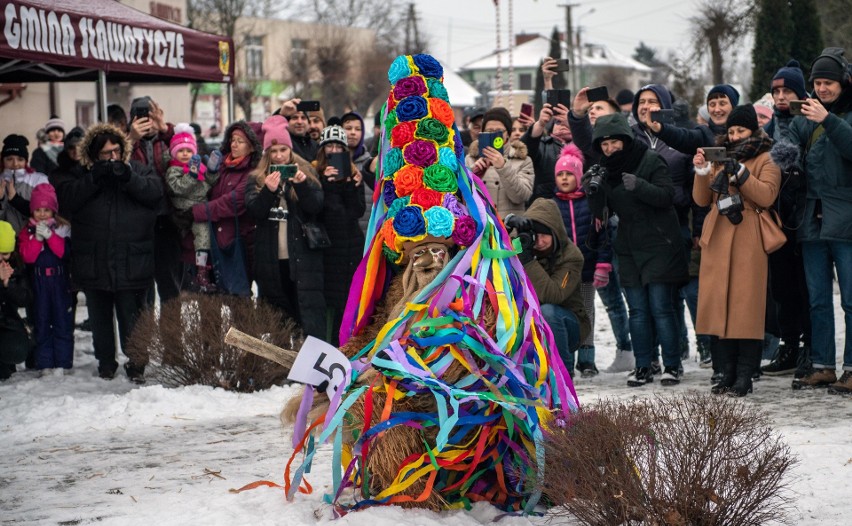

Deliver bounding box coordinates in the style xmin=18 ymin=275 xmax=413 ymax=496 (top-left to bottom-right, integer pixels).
xmin=283 ymin=54 xmax=576 ymax=513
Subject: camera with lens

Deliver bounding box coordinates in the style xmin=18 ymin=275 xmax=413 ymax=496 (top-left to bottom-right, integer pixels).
xmin=584 ymin=164 xmax=606 ymax=195
xmin=91 ymin=160 xmax=129 ymax=185
xmin=709 ymin=163 xmax=744 ymax=225
xmin=268 ymin=207 xmax=289 ymax=222
xmin=504 ymin=213 xmax=536 ymax=248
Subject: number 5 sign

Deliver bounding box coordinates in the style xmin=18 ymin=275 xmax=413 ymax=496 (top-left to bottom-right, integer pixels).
xmin=287 ymin=336 xmax=352 ymax=398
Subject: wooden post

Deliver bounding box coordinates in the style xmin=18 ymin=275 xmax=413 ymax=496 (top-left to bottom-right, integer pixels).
xmin=224 ymin=327 xmax=298 ymax=369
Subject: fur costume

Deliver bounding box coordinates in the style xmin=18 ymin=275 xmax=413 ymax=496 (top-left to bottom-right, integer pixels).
xmin=283 ymin=54 xmax=577 ymax=513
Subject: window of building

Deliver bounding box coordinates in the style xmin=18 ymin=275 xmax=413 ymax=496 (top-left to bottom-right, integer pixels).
xmin=518 ymin=73 xmax=532 ymax=90
xmin=245 ymin=36 xmax=264 ymax=79
xmin=76 ymin=101 xmax=95 ymax=129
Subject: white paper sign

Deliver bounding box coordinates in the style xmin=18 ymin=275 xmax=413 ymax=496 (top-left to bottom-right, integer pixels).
xmin=286 ymin=336 xmax=351 ymax=398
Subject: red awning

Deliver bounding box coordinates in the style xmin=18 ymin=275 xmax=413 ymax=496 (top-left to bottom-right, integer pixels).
xmin=0 ymin=0 xmax=234 ymax=83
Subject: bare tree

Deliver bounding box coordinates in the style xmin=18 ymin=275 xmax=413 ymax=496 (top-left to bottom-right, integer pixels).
xmin=688 ymin=0 xmax=756 ymax=84
xmin=299 ymin=0 xmax=417 ymax=56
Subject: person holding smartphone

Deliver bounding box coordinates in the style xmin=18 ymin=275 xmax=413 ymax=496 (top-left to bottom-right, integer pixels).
xmin=313 ymin=125 xmax=365 ymax=345
xmin=465 ymin=107 xmax=534 ymax=218
xmin=782 ymin=48 xmax=852 ymax=394
xmin=278 ymin=98 xmax=320 ymax=162
xmin=245 ymin=115 xmax=326 ymax=340
xmin=650 ymin=85 xmax=740 ymax=156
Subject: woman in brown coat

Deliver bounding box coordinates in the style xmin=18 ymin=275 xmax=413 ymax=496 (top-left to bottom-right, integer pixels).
xmin=692 ymin=104 xmax=781 ymax=396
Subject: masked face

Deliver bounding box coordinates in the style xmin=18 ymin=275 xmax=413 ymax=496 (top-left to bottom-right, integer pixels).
xmin=411 ymin=243 xmax=449 ymax=271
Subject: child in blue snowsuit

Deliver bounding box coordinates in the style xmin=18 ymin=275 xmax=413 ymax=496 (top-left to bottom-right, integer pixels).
xmin=17 ymin=183 xmax=73 ymax=374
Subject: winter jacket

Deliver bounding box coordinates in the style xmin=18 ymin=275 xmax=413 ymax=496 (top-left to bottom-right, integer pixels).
xmin=317 ymin=168 xmax=366 ymax=312
xmin=0 ymin=253 xmax=32 ymax=362
xmin=520 ymin=129 xmax=565 ymax=202
xmin=466 ymin=139 xmax=534 ymax=218
xmin=587 ymin=115 xmax=689 ymax=288
xmin=781 ymin=89 xmax=852 ymax=242
xmin=655 ymin=121 xmax=725 ymax=156
xmin=191 ymin=121 xmax=260 ymax=276
xmin=0 ymin=168 xmax=49 ymax=233
xmin=30 ymin=144 xmax=61 ymax=176
xmin=18 ymin=219 xmax=69 ymax=264
xmin=49 ymin=150 xmax=81 ymax=220
xmin=522 ymin=198 xmax=591 ymax=342
xmin=567 ymin=112 xmax=600 ymax=166
xmin=693 ymin=148 xmax=781 ymax=339
xmin=130 ymin=124 xmax=174 ymax=216
xmin=61 ymin=124 xmax=162 ymax=291
xmin=165 ymin=162 xmax=219 ymax=211
xmin=553 ymin=193 xmax=609 ymax=282
xmin=245 ymin=155 xmax=326 ymax=339
xmin=290 ymin=132 xmax=319 ymax=163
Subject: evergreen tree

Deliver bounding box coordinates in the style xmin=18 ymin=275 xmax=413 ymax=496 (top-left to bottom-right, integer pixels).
xmin=534 ymin=60 xmax=544 ymax=110
xmin=815 ymin=0 xmax=852 ymax=59
xmin=789 ymin=0 xmax=824 ymax=75
xmin=549 ymin=26 xmax=568 ymax=90
xmin=750 ymin=0 xmax=794 ymax=101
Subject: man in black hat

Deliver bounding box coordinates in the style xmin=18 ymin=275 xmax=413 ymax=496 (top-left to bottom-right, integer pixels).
xmin=460 ymin=106 xmax=486 ymax=150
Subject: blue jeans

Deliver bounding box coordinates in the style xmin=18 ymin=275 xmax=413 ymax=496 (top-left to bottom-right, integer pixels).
xmin=623 ymin=283 xmax=681 ymax=369
xmin=542 ymin=303 xmax=581 ymax=374
xmin=680 ymin=276 xmax=711 ymax=348
xmin=802 ymin=240 xmax=852 ymax=370
xmin=595 ymin=270 xmax=632 ymax=351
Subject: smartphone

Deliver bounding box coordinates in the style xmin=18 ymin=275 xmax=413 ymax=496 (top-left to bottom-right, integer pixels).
xmin=328 ymin=152 xmax=352 ymax=181
xmin=554 ymin=58 xmax=570 ymax=72
xmin=296 ymin=100 xmax=321 ymax=112
xmin=477 ymin=131 xmax=504 ymax=157
xmin=788 ymin=100 xmax=806 ymax=115
xmin=269 ymin=164 xmax=297 ymax=179
xmin=131 ymin=106 xmax=149 ymax=120
xmin=702 ymin=147 xmax=728 ymax=162
xmin=650 ymin=109 xmax=676 ymax=125
xmin=520 ymin=102 xmax=534 ymax=118
xmin=545 ymin=89 xmax=572 ymax=108
xmin=586 ymin=86 xmax=609 ymax=103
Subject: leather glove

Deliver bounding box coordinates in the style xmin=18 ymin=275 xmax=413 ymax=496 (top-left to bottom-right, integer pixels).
xmin=517 ymin=232 xmax=535 ymax=264
xmin=35 ymin=222 xmax=52 ymax=240
xmin=592 ymin=262 xmax=612 ymax=289
xmin=114 ymin=162 xmax=132 ymax=185
xmin=725 ymin=159 xmax=750 ymax=186
xmin=504 ymin=213 xmax=532 ymax=233
xmin=172 ymin=208 xmax=194 ymax=231
xmin=621 ymin=172 xmax=639 ymax=191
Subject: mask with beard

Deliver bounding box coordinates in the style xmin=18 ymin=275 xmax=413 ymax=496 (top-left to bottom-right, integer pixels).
xmin=390 ymin=243 xmax=450 ymax=319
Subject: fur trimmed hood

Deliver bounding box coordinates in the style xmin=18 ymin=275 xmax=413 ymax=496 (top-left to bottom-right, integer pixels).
xmin=468 ymin=138 xmax=528 ymax=160
xmin=77 ymin=123 xmax=133 ymax=168
xmin=222 ymin=120 xmax=263 ymax=168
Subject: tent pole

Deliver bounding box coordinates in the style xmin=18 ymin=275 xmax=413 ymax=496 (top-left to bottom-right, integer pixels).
xmin=97 ymin=70 xmax=108 ymax=122
xmin=227 ymin=83 xmax=234 ymax=124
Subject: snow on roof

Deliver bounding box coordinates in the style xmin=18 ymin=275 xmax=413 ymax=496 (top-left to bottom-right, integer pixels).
xmin=460 ymin=35 xmax=652 ymax=73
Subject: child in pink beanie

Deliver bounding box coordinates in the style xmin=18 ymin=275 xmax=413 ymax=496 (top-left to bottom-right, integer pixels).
xmin=165 ymin=123 xmax=220 ymax=292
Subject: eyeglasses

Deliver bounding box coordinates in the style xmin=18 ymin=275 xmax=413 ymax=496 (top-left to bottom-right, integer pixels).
xmin=98 ymin=147 xmax=121 ymax=160
xmin=230 ymin=137 xmax=247 ymax=145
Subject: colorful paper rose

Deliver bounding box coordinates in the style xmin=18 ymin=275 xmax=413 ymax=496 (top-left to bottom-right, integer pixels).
xmin=415 ymin=118 xmax=450 ymax=145
xmin=438 ymin=147 xmax=458 ymax=171
xmin=394 ymin=76 xmax=427 ymax=100
xmin=395 ymin=96 xmax=429 ymax=122
xmin=387 ymin=195 xmax=411 ymax=218
xmin=391 ymin=121 xmax=417 ymax=148
xmin=443 ymin=193 xmax=467 ymax=217
xmin=413 ymin=54 xmax=443 ymax=79
xmin=393 ymin=165 xmax=424 ymax=196
xmin=384 ymin=147 xmax=404 ymax=177
xmin=403 ymin=140 xmax=437 ymax=168
xmin=410 ymin=187 xmax=444 ymax=210
xmin=452 ymin=214 xmax=477 ymax=247
xmin=429 ymin=98 xmax=455 ymax=128
xmin=423 ymin=164 xmax=458 ymax=193
xmin=384 ymin=109 xmax=399 ymax=131
xmin=393 ymin=205 xmax=427 ymax=238
xmin=425 ymin=206 xmax=455 ymax=238
xmin=381 ymin=219 xmax=400 ymax=251
xmin=388 ymin=55 xmax=413 ymax=85
xmin=426 ymin=78 xmax=449 ymax=102
xmin=382 ymin=180 xmax=397 ymax=206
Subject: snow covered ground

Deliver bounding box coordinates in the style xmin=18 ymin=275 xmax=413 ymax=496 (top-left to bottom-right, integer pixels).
xmin=1 ymin=288 xmax=850 ymax=525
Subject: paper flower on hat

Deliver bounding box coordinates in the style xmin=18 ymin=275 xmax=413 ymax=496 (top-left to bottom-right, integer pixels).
xmin=286 ymin=54 xmax=577 ymax=515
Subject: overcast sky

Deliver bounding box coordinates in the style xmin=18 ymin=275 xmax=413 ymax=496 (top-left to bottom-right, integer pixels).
xmin=414 ymin=0 xmax=700 ymax=70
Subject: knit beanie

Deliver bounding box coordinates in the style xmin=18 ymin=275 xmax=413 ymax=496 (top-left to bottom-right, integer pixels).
xmin=30 ymin=183 xmax=58 ymax=214
xmin=707 ymin=84 xmax=740 ymax=106
xmin=44 ymin=115 xmax=66 ymax=134
xmin=726 ymin=104 xmax=759 ymax=132
xmin=319 ymin=125 xmax=348 ymax=149
xmin=754 ymin=94 xmax=774 ymax=120
xmin=308 ymin=108 xmax=326 ymax=126
xmin=1 ymin=134 xmax=29 ymax=160
xmin=169 ymin=123 xmax=198 ymax=158
xmin=64 ymin=127 xmax=85 ymax=149
xmin=482 ymin=107 xmax=513 ymax=134
xmin=0 ymin=220 xmax=15 ymax=253
xmin=615 ymin=89 xmax=634 ymax=106
xmin=554 ymin=143 xmax=584 ymax=180
xmin=697 ymin=105 xmax=710 ymax=122
xmin=771 ymin=60 xmax=807 ymax=99
xmin=809 ymin=47 xmax=849 ymax=83
xmin=262 ymin=115 xmax=293 ymax=150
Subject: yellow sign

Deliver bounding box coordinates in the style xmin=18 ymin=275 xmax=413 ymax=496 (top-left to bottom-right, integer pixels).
xmin=218 ymin=41 xmax=230 ymax=76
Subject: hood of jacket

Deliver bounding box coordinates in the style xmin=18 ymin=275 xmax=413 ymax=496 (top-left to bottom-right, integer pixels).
xmin=222 ymin=120 xmax=263 ymax=168
xmin=523 ymin=198 xmax=569 ymax=256
xmin=78 ymin=123 xmax=133 ymax=169
xmin=632 ymin=84 xmax=673 ymax=125
xmin=592 ymin=113 xmax=634 ymax=153
xmin=340 ymin=111 xmax=366 ymax=159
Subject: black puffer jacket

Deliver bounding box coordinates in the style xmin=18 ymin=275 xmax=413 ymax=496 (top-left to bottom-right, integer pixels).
xmin=245 ymin=155 xmax=326 ymax=339
xmin=60 ymin=124 xmax=162 ymax=291
xmin=318 ymin=175 xmax=365 ymax=312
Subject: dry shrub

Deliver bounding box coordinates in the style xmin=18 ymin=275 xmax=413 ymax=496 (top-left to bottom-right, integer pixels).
xmin=126 ymin=292 xmax=299 ymax=392
xmin=540 ymin=393 xmax=796 ymax=526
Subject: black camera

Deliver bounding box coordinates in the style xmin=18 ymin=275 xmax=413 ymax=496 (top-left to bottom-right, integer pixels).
xmin=584 ymin=164 xmax=606 ymax=195
xmin=505 ymin=213 xmax=537 ymax=247
xmin=268 ymin=207 xmax=288 ymax=222
xmin=709 ymin=169 xmax=743 ymax=225
xmin=517 ymin=231 xmax=536 ymax=252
